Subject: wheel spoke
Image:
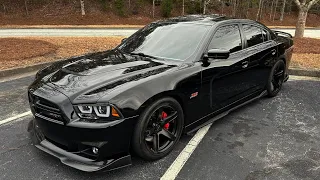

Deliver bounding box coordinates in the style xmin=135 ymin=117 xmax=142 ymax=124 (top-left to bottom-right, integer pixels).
xmin=275 ymin=70 xmax=284 ymax=77
xmin=159 ymin=128 xmax=176 ymax=141
xmin=161 ymin=111 xmax=177 ymax=125
xmin=152 ymin=134 xmax=159 ymax=152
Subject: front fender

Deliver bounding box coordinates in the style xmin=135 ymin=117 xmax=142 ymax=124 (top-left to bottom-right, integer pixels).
xmin=98 ymin=63 xmax=202 ymax=116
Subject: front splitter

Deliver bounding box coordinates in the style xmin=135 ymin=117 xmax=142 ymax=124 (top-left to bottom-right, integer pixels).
xmin=28 ymin=119 xmax=132 ymax=172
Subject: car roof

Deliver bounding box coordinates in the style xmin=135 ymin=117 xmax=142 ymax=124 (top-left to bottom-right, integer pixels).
xmin=156 ymin=15 xmax=259 ymax=26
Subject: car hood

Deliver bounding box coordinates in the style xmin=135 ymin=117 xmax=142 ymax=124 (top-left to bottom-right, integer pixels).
xmin=37 ymin=50 xmax=178 ymax=103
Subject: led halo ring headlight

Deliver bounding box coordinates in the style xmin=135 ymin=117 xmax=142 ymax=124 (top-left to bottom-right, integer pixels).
xmin=75 ymin=104 xmax=121 ymax=120
xmin=78 ymin=105 xmax=93 ymax=114
xmin=93 ymin=106 xmax=110 ymax=117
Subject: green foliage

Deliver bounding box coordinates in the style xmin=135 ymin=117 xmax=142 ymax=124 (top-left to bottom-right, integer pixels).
xmin=114 ymin=0 xmax=125 ymax=16
xmin=161 ymin=0 xmax=173 ymax=17
xmin=99 ymin=0 xmax=109 ymax=11
xmin=132 ymin=0 xmax=145 ymax=15
xmin=186 ymin=0 xmax=201 ymax=14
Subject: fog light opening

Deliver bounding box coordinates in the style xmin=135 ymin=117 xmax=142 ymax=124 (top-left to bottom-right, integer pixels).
xmin=92 ymin=147 xmax=99 ymax=154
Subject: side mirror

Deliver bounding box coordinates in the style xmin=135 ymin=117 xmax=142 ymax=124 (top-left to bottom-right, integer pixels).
xmin=121 ymin=38 xmax=127 ymax=43
xmin=207 ymin=49 xmax=230 ymax=59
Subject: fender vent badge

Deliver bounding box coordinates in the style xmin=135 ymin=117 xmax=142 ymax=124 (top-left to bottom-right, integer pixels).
xmin=190 ymin=92 xmax=198 ymax=99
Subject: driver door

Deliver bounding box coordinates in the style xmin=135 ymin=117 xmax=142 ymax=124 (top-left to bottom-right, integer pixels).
xmin=201 ymin=24 xmax=258 ymax=113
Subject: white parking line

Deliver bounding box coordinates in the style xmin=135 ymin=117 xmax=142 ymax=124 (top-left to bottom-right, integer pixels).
xmin=0 ymin=111 xmax=32 ymax=126
xmin=160 ymin=75 xmax=320 ymax=180
xmin=161 ymin=123 xmax=212 ymax=180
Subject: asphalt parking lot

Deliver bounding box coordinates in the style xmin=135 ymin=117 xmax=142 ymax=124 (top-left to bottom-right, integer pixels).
xmin=0 ymin=75 xmax=319 ymax=180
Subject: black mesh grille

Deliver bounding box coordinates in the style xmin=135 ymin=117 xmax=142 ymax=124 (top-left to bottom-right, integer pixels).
xmin=31 ymin=95 xmax=65 ymax=124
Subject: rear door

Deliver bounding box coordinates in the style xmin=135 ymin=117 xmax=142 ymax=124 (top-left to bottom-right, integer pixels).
xmin=240 ymin=24 xmax=278 ymax=92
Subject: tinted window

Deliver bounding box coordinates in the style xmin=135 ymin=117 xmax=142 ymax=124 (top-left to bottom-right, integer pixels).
xmin=208 ymin=25 xmax=242 ymax=53
xmin=119 ymin=23 xmax=211 ymax=60
xmin=243 ymin=25 xmax=264 ymax=47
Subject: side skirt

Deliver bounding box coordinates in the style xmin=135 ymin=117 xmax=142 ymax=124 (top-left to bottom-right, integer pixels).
xmin=186 ymin=90 xmax=267 ymax=135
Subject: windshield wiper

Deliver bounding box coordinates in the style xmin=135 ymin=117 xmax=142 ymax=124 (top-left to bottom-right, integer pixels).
xmin=130 ymin=52 xmax=162 ymax=60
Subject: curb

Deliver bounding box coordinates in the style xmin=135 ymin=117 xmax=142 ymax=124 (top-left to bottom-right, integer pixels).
xmin=0 ymin=62 xmax=319 ymax=79
xmin=0 ymin=61 xmax=59 ymax=78
xmin=288 ymin=68 xmax=320 ymax=78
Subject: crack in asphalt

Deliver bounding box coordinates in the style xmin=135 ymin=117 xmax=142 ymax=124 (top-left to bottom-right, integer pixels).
xmin=0 ymin=142 xmax=30 ymax=156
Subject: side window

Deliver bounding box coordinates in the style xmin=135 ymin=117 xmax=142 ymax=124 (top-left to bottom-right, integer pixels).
xmin=243 ymin=25 xmax=264 ymax=48
xmin=208 ymin=25 xmax=242 ymax=54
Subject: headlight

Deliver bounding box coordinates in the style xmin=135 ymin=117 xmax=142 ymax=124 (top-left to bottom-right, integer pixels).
xmin=75 ymin=104 xmax=122 ymax=121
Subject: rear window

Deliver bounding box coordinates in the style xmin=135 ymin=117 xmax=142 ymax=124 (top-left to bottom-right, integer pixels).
xmin=243 ymin=24 xmax=264 ymax=48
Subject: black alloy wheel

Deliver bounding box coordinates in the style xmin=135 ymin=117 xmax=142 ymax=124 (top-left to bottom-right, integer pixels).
xmin=132 ymin=97 xmax=184 ymax=160
xmin=267 ymin=60 xmax=285 ymax=97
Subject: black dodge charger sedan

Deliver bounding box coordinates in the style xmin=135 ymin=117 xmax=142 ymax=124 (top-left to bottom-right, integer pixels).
xmin=28 ymin=15 xmax=293 ymax=172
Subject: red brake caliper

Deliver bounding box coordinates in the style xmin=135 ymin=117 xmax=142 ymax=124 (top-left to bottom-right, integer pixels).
xmin=161 ymin=111 xmax=170 ymax=130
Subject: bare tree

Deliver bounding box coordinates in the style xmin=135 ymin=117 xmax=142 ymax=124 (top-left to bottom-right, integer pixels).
xmin=260 ymin=0 xmax=265 ymax=20
xmin=293 ymin=0 xmax=320 ymax=37
xmin=2 ymin=4 xmax=6 ymax=15
xmin=232 ymin=0 xmax=237 ymax=17
xmin=24 ymin=0 xmax=29 ymax=16
xmin=152 ymin=0 xmax=155 ymax=18
xmin=280 ymin=0 xmax=287 ymax=21
xmin=182 ymin=0 xmax=185 ymax=15
xmin=270 ymin=0 xmax=275 ymax=20
xmin=222 ymin=0 xmax=225 ymax=15
xmin=246 ymin=0 xmax=250 ymax=18
xmin=273 ymin=0 xmax=279 ymax=21
xmin=288 ymin=0 xmax=292 ymax=15
xmin=256 ymin=0 xmax=263 ymax=21
xmin=203 ymin=0 xmax=211 ymax=15
xmin=80 ymin=0 xmax=85 ymax=16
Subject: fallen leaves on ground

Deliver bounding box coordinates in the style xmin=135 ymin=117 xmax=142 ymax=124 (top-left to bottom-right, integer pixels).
xmin=294 ymin=37 xmax=320 ymax=54
xmin=0 ymin=38 xmax=57 ymax=61
xmin=0 ymin=37 xmax=123 ymax=70
xmin=291 ymin=53 xmax=320 ymax=70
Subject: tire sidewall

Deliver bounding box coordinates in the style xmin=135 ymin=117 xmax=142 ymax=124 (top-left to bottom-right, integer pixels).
xmin=267 ymin=60 xmax=285 ymax=97
xmin=132 ymin=97 xmax=184 ymax=160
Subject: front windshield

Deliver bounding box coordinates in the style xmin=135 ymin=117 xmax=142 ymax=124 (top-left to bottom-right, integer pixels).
xmin=118 ymin=23 xmax=211 ymax=61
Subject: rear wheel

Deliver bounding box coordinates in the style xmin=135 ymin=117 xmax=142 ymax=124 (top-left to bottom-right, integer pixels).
xmin=132 ymin=97 xmax=184 ymax=160
xmin=267 ymin=60 xmax=285 ymax=97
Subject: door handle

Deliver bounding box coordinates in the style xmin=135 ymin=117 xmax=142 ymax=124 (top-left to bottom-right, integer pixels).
xmin=242 ymin=61 xmax=249 ymax=68
xmin=271 ymin=49 xmax=276 ymax=55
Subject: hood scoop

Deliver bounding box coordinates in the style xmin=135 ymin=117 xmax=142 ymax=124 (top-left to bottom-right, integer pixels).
xmin=61 ymin=58 xmax=152 ymax=76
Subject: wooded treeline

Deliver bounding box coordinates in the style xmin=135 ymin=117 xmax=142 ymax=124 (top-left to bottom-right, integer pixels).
xmin=1 ymin=0 xmax=320 ymax=37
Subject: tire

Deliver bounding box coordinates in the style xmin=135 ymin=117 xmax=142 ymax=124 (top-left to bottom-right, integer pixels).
xmin=267 ymin=60 xmax=285 ymax=97
xmin=132 ymin=97 xmax=184 ymax=161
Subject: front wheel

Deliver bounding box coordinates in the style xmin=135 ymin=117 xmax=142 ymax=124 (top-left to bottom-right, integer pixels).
xmin=267 ymin=60 xmax=285 ymax=97
xmin=132 ymin=97 xmax=184 ymax=161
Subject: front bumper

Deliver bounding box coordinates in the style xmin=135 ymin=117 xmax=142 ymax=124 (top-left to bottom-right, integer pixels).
xmin=28 ymin=119 xmax=133 ymax=172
